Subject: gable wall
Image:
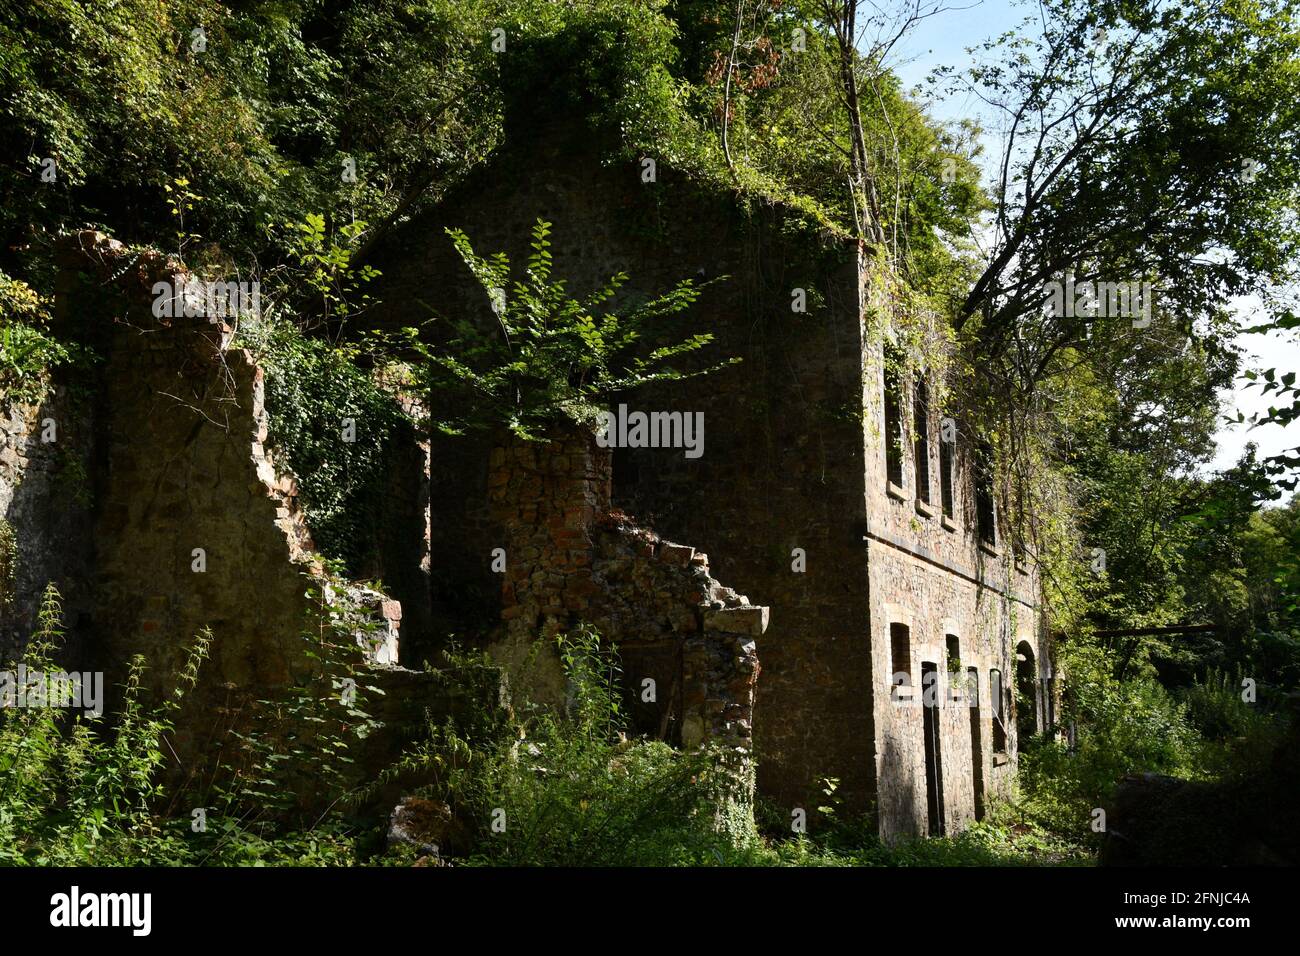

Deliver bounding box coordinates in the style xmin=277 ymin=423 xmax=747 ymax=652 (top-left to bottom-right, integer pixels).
xmin=371 ymin=121 xmax=880 ymax=816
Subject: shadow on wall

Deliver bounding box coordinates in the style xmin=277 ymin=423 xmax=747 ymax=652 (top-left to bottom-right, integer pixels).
xmin=878 ymin=736 xmax=921 ymax=843
xmin=0 ymin=387 xmax=97 ymax=670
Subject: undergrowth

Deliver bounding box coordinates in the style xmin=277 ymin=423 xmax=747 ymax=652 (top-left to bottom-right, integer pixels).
xmin=3 ymin=587 xmax=1281 ymax=867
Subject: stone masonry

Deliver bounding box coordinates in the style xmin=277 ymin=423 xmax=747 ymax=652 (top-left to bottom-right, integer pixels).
xmin=0 ymin=389 xmax=96 ymax=668
xmin=487 ymin=426 xmax=763 ymax=759
xmin=0 ymin=232 xmax=470 ymax=801
xmin=371 ymin=110 xmax=1049 ymax=839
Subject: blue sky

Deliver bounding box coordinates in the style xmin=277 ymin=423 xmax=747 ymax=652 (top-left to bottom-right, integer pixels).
xmin=882 ymin=0 xmax=1300 ymax=476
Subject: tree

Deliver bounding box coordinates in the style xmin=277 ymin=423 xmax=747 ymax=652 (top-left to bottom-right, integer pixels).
xmin=947 ymin=0 xmax=1300 ymax=368
xmin=405 ymin=219 xmax=739 ymax=441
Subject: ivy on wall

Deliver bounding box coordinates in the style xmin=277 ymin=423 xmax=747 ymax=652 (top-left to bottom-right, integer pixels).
xmin=0 ymin=273 xmax=76 ymax=406
xmin=241 ymin=320 xmax=411 ymax=576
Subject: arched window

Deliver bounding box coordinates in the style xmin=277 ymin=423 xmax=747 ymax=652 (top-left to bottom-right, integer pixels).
xmin=1016 ymin=641 xmax=1038 ymax=739
xmin=945 ymin=634 xmax=962 ymax=701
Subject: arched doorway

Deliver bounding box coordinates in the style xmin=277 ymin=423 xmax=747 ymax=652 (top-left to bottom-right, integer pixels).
xmin=1015 ymin=641 xmax=1038 ymax=742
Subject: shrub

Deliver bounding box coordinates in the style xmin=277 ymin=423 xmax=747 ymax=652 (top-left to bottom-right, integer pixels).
xmin=1179 ymin=666 xmax=1272 ymax=740
xmin=0 ymin=272 xmax=79 ymax=404
xmin=0 ymin=584 xmax=210 ymax=865
xmin=240 ymin=317 xmax=411 ymax=573
xmin=0 ymin=578 xmax=385 ymax=866
xmin=1177 ymin=666 xmax=1290 ymax=783
xmin=392 ymin=627 xmax=757 ymax=866
xmin=1015 ymin=644 xmax=1205 ymax=844
xmin=407 ymin=218 xmax=738 ymax=441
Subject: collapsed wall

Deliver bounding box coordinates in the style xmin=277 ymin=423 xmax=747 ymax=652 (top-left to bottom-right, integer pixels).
xmin=488 ymin=427 xmax=764 ymax=761
xmin=47 ymin=233 xmax=387 ymax=708
xmin=0 ymin=231 xmax=486 ymax=801
xmin=5 ymin=228 xmax=751 ymax=814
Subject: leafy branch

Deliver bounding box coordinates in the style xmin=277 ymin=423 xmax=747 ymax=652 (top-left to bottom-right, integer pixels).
xmin=405 ymin=218 xmax=740 ymax=440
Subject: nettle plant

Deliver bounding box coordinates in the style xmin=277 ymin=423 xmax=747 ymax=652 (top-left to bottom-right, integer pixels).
xmin=407 ymin=218 xmax=739 ymax=441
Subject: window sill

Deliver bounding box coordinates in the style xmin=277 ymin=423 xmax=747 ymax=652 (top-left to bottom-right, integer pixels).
xmin=887 ymin=482 xmax=906 ymax=502
xmin=941 ymin=515 xmax=958 ymax=533
xmin=915 ymin=498 xmax=936 ymax=518
xmin=992 ymin=752 xmax=1010 ymax=766
xmin=979 ymin=540 xmax=1000 ymax=559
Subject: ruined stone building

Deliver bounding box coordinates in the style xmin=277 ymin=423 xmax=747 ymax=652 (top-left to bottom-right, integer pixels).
xmin=0 ymin=234 xmax=482 ymax=798
xmin=0 ymin=114 xmax=1053 ymax=840
xmin=371 ymin=112 xmax=1053 ymax=840
xmin=0 ymin=231 xmax=763 ymax=805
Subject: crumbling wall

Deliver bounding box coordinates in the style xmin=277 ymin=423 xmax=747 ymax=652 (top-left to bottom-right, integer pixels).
xmin=37 ymin=232 xmax=441 ymax=779
xmin=371 ymin=118 xmax=873 ymax=816
xmin=590 ymin=518 xmax=764 ymax=753
xmin=0 ymin=388 xmax=96 ymax=666
xmin=487 ymin=427 xmax=763 ymax=759
xmin=53 ymin=234 xmax=336 ymax=700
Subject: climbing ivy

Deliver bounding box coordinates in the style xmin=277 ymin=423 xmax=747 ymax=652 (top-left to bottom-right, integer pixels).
xmin=240 ymin=319 xmax=411 ymax=575
xmin=0 ymin=273 xmax=76 ymax=405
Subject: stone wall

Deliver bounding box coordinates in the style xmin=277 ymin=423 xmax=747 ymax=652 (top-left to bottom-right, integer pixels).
xmin=486 ymin=426 xmax=763 ymax=758
xmin=862 ymin=327 xmax=1045 ymax=839
xmin=4 ymin=232 xmax=457 ymax=790
xmin=370 ymin=118 xmax=874 ymax=817
xmin=0 ymin=388 xmax=96 ymax=666
xmin=52 ymin=233 xmax=334 ymax=711
xmin=1101 ymin=698 xmax=1300 ymax=866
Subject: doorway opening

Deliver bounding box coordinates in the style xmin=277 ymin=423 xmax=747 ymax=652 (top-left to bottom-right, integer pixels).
xmin=967 ymin=665 xmax=985 ymax=821
xmin=921 ymin=661 xmax=945 ymax=836
xmin=1016 ymin=641 xmax=1038 ymax=743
